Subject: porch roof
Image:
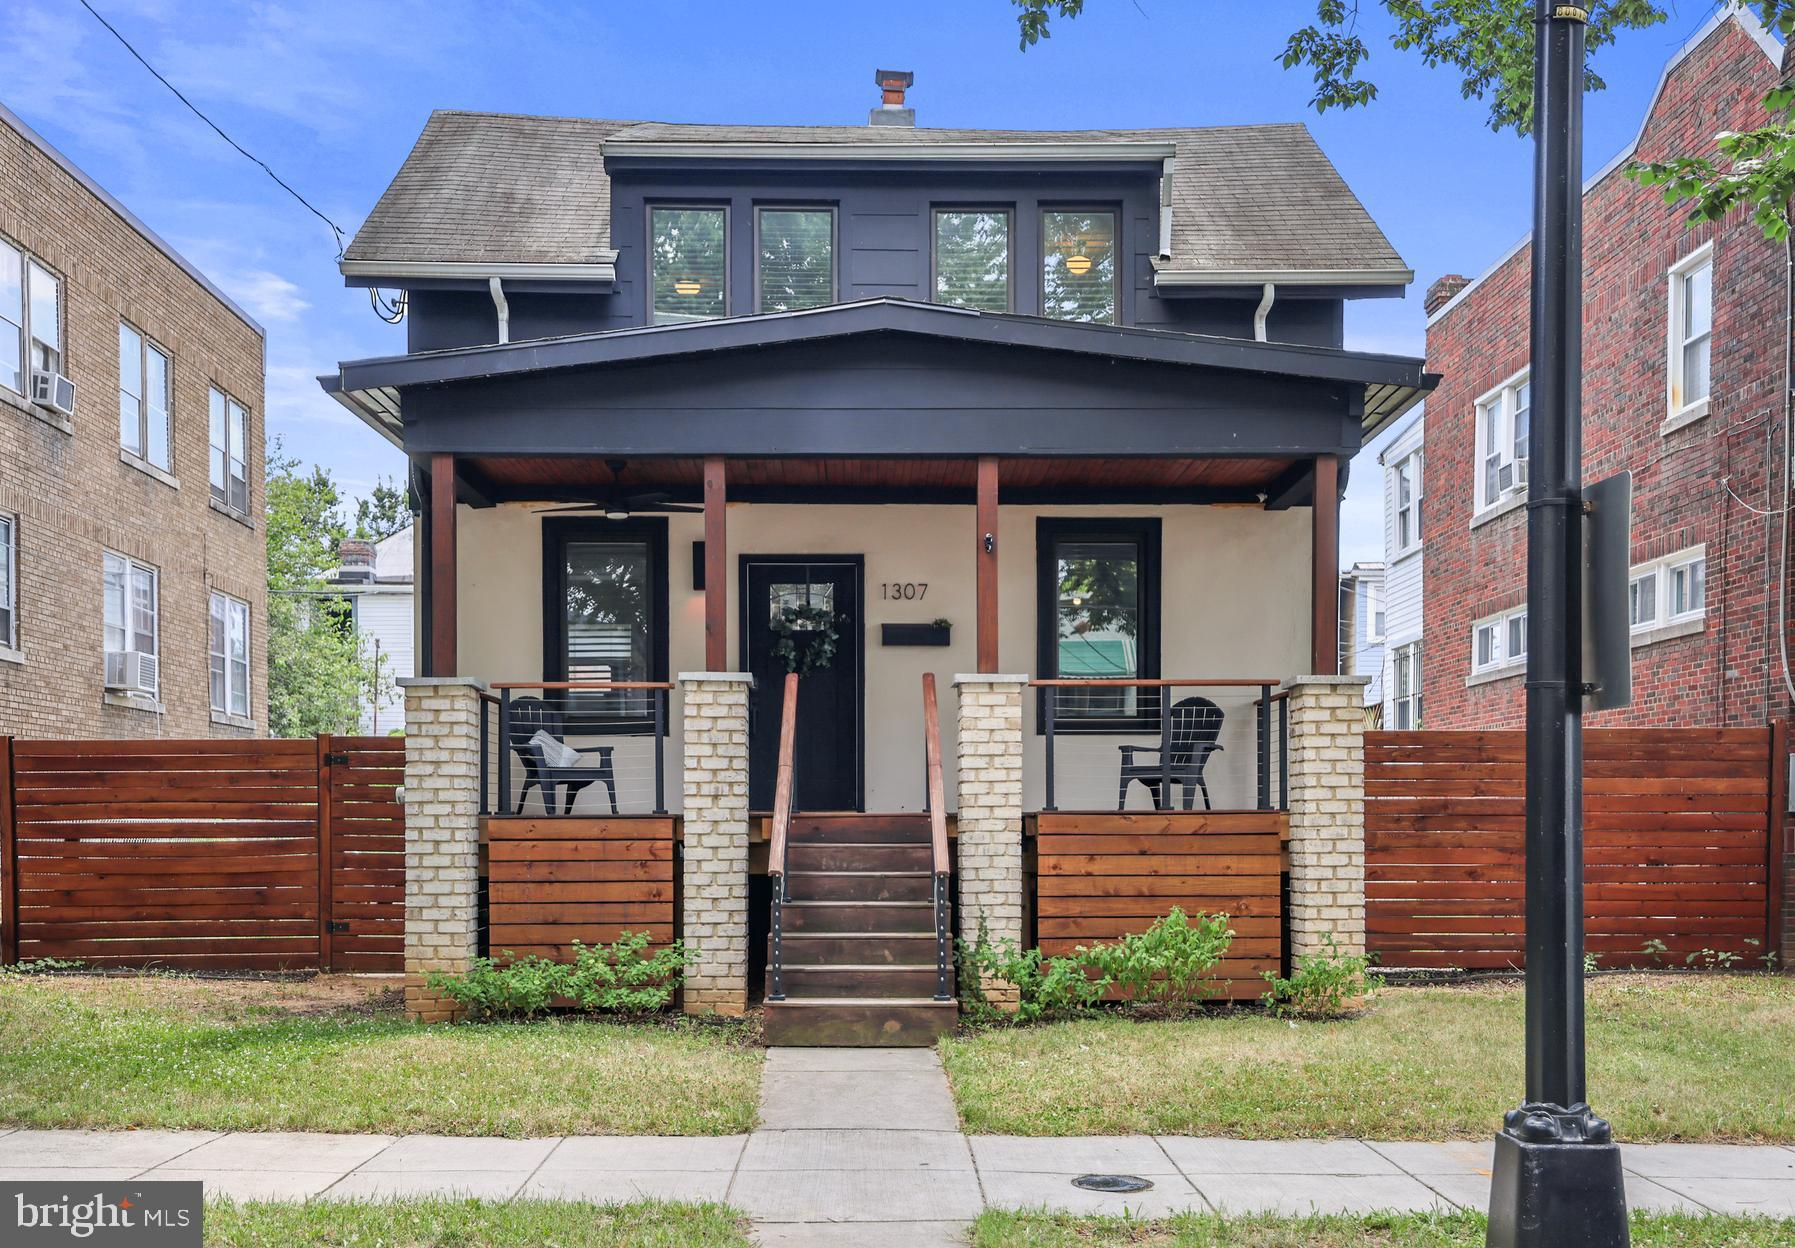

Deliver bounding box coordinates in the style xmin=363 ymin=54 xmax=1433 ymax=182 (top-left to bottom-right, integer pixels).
xmin=322 ymin=298 xmax=1434 ymax=453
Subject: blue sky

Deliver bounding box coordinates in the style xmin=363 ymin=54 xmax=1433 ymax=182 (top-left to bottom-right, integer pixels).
xmin=0 ymin=0 xmax=1744 ymax=565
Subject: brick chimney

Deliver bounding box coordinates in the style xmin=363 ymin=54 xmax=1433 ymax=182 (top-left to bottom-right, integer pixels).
xmin=337 ymin=538 xmax=376 ymax=582
xmin=1425 ymin=273 xmax=1472 ymax=317
xmin=870 ymin=69 xmax=915 ymax=127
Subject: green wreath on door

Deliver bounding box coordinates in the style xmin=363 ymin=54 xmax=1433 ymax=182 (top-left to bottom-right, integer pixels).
xmin=770 ymin=603 xmax=839 ymax=674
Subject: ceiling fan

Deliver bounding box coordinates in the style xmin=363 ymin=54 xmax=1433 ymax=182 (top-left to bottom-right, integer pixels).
xmin=534 ymin=459 xmax=703 ymax=519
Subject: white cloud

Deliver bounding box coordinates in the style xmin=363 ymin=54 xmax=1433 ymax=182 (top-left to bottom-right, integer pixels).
xmin=219 ymin=268 xmax=309 ymax=323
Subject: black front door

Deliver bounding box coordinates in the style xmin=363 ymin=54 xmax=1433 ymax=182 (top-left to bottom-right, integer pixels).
xmin=743 ymin=557 xmax=863 ymax=812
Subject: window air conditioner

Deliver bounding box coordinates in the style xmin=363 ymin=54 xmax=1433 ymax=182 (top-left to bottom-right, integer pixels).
xmin=30 ymin=369 xmax=75 ymax=416
xmin=104 ymin=650 xmax=159 ymax=695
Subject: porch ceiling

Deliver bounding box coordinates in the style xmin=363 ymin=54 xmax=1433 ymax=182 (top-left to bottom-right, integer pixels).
xmin=464 ymin=454 xmax=1302 ymax=504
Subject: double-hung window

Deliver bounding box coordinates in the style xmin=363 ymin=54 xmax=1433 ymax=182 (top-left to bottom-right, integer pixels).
xmin=756 ymin=207 xmax=834 ymax=313
xmin=1041 ymin=209 xmax=1118 ymax=324
xmin=1667 ymin=244 xmax=1713 ymax=422
xmin=933 ymin=209 xmax=1011 ymax=312
xmin=119 ymin=322 xmax=172 ymax=470
xmin=1472 ymin=605 xmax=1527 ymax=675
xmin=1 ymin=242 xmax=62 ymax=399
xmin=1391 ymin=641 xmax=1421 ymax=729
xmin=0 ymin=513 xmax=15 ymax=653
xmin=1630 ymin=548 xmax=1706 ymax=637
xmin=209 ymin=591 xmax=251 ymax=718
xmin=1036 ymin=518 xmax=1161 ymax=727
xmin=103 ymin=551 xmax=159 ymax=696
xmin=1476 ymin=371 xmax=1530 ymax=513
xmin=1392 ymin=452 xmax=1422 ymax=553
xmin=209 ymin=387 xmax=249 ymax=515
xmin=650 ymin=205 xmax=727 ymax=325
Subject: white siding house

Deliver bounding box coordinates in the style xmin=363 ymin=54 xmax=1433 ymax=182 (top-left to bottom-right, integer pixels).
xmin=1339 ymin=561 xmax=1386 ymax=707
xmin=1379 ymin=413 xmax=1425 ymax=728
xmin=324 ymin=527 xmax=415 ymax=734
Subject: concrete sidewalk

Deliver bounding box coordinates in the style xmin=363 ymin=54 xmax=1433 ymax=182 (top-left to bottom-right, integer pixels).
xmin=2 ymin=1049 xmax=1792 ymax=1246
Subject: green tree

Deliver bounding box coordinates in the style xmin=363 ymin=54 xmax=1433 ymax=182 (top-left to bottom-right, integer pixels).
xmin=1013 ymin=2 xmax=1794 ymax=137
xmin=265 ymin=441 xmax=379 ymax=737
xmin=354 ymin=475 xmax=411 ymax=542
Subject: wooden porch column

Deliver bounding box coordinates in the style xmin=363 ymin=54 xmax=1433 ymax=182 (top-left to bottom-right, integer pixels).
xmin=704 ymin=457 xmax=728 ymax=671
xmin=429 ymin=453 xmax=458 ymax=676
xmin=1310 ymin=453 xmax=1340 ymax=675
xmin=976 ymin=456 xmax=999 ymax=673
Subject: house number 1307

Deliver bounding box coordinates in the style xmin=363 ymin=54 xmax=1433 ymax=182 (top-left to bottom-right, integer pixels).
xmin=881 ymin=582 xmax=928 ymax=600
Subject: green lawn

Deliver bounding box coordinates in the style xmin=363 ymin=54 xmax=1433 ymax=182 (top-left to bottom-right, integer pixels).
xmin=0 ymin=974 xmax=762 ymax=1136
xmin=942 ymin=974 xmax=1795 ymax=1140
xmin=973 ymin=1211 xmax=1795 ymax=1247
xmin=205 ymin=1199 xmax=750 ymax=1247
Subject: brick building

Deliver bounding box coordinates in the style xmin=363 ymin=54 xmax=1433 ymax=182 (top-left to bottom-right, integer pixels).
xmin=0 ymin=100 xmax=266 ymax=738
xmin=1420 ymin=9 xmax=1791 ymax=729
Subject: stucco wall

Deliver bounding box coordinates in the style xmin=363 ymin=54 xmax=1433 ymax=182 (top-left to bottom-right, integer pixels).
xmin=456 ymin=500 xmax=1311 ymax=813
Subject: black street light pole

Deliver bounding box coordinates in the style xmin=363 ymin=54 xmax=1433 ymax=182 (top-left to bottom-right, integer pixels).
xmin=1487 ymin=6 xmax=1628 ymax=1245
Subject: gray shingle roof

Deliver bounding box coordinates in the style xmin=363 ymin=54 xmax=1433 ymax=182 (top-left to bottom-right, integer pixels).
xmin=344 ymin=110 xmax=1407 ymax=279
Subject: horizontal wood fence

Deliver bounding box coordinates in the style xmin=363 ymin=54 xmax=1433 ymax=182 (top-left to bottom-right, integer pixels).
xmin=485 ymin=816 xmax=676 ymax=961
xmin=0 ymin=736 xmax=403 ymax=972
xmin=1366 ymin=728 xmax=1781 ymax=970
xmin=1034 ymin=810 xmax=1285 ymax=1000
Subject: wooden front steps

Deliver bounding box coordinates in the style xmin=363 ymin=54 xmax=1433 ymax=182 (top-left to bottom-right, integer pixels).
xmin=763 ymin=813 xmax=957 ymax=1047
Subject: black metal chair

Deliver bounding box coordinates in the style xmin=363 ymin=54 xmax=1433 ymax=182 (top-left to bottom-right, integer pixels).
xmin=506 ymin=695 xmax=619 ymax=816
xmin=1117 ymin=696 xmax=1224 ymax=811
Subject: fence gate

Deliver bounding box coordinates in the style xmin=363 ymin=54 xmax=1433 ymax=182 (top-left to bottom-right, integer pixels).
xmin=0 ymin=736 xmax=403 ymax=973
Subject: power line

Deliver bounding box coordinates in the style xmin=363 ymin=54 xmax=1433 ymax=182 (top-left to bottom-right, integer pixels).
xmin=77 ymin=0 xmax=350 ymax=257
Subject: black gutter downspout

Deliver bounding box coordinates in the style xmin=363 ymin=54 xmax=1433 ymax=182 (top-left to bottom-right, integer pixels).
xmin=1486 ymin=8 xmax=1628 ymax=1245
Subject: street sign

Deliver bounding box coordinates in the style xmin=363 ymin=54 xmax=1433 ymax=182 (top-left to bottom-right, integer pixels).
xmin=1581 ymin=470 xmax=1633 ymax=713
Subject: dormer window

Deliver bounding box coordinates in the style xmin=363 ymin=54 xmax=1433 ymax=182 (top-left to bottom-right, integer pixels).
xmin=934 ymin=209 xmax=1012 ymax=313
xmin=1042 ymin=209 xmax=1117 ymax=324
xmin=756 ymin=208 xmax=835 ymax=313
xmin=650 ymin=205 xmax=727 ymax=325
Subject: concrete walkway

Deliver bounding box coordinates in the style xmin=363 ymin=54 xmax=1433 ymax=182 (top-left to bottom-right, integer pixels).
xmin=3 ymin=1048 xmax=1793 ymax=1244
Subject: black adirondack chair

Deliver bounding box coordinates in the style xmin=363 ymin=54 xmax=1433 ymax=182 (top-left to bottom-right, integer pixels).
xmin=506 ymin=695 xmax=619 ymax=816
xmin=1116 ymin=696 xmax=1224 ymax=811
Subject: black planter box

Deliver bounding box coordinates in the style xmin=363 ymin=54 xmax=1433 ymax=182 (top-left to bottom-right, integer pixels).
xmin=882 ymin=622 xmax=952 ymax=647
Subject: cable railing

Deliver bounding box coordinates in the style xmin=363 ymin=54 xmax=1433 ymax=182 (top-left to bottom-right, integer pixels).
xmin=1032 ymin=678 xmax=1287 ymax=813
xmin=921 ymin=672 xmax=953 ymax=1002
xmin=480 ymin=681 xmax=673 ymax=817
xmin=765 ymin=672 xmax=800 ymax=1004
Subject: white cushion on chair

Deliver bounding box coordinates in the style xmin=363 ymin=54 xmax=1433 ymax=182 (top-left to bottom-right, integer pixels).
xmin=529 ymin=729 xmax=581 ymax=769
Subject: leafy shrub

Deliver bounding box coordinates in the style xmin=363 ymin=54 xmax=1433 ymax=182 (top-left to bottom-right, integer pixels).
xmin=957 ymin=920 xmax=1107 ymax=1025
xmin=1261 ymin=935 xmax=1374 ymax=1020
xmin=1078 ymin=908 xmax=1233 ymax=1013
xmin=0 ymin=957 xmax=85 ymax=977
xmin=426 ymin=954 xmax=565 ymax=1020
xmin=565 ymin=933 xmax=690 ymax=1014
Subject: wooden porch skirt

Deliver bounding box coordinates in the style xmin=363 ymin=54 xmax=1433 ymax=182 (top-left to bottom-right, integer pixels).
xmin=483 ymin=816 xmax=676 ymax=960
xmin=1034 ymin=810 xmax=1286 ymax=1001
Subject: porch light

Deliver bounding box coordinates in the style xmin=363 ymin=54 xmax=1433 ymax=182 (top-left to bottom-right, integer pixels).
xmin=605 ymin=504 xmax=630 ymax=521
xmin=674 ymin=277 xmax=703 ymax=296
xmin=1066 ymin=252 xmax=1093 ymax=277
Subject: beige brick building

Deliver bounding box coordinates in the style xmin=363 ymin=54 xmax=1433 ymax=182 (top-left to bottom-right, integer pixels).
xmin=0 ymin=101 xmax=266 ymax=739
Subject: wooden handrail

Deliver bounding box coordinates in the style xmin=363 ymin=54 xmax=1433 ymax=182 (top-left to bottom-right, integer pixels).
xmin=1029 ymin=677 xmax=1282 ymax=688
xmin=489 ymin=680 xmax=676 ymax=691
xmin=767 ymin=672 xmax=800 ymax=883
xmin=922 ymin=673 xmax=949 ymax=879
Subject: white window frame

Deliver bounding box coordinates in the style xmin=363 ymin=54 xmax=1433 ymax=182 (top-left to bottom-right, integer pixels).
xmin=0 ymin=512 xmax=16 ymax=655
xmin=209 ymin=591 xmax=251 ymax=719
xmin=1392 ymin=450 xmax=1422 ymax=555
xmin=1366 ymin=581 xmax=1386 ymax=644
xmin=102 ymin=550 xmax=160 ymax=695
xmin=1474 ymin=369 xmax=1530 ymax=517
xmin=209 ymin=386 xmax=250 ymax=516
xmin=0 ymin=240 xmax=63 ymax=402
xmin=1666 ymin=242 xmax=1714 ymax=429
xmin=119 ymin=321 xmax=173 ymax=471
xmin=1391 ymin=640 xmax=1421 ymax=730
xmin=1471 ymin=604 xmax=1528 ymax=676
xmin=1628 ymin=545 xmax=1707 ymax=645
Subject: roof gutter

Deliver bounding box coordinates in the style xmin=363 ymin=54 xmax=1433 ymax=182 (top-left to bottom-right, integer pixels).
xmin=1154 ymin=266 xmax=1415 ymax=289
xmin=602 ymin=139 xmax=1178 ymax=162
xmin=338 ymin=258 xmax=618 ymax=285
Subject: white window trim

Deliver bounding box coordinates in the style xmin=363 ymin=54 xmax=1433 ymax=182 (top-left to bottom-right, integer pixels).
xmin=1469 ymin=603 xmax=1528 ymax=684
xmin=0 ymin=512 xmax=18 ymax=663
xmin=208 ymin=385 xmax=251 ymax=518
xmin=102 ymin=549 xmax=160 ymax=697
xmin=1391 ymin=450 xmax=1422 ymax=558
xmin=1390 ymin=638 xmax=1422 ymax=730
xmin=1629 ymin=545 xmax=1707 ymax=648
xmin=118 ymin=320 xmax=174 ymax=474
xmin=1665 ymin=242 xmax=1714 ymax=433
xmin=1473 ymin=368 xmax=1530 ymax=520
xmin=209 ymin=590 xmax=252 ymax=720
xmin=0 ymin=238 xmax=67 ymax=427
xmin=1366 ymin=581 xmax=1386 ymax=644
